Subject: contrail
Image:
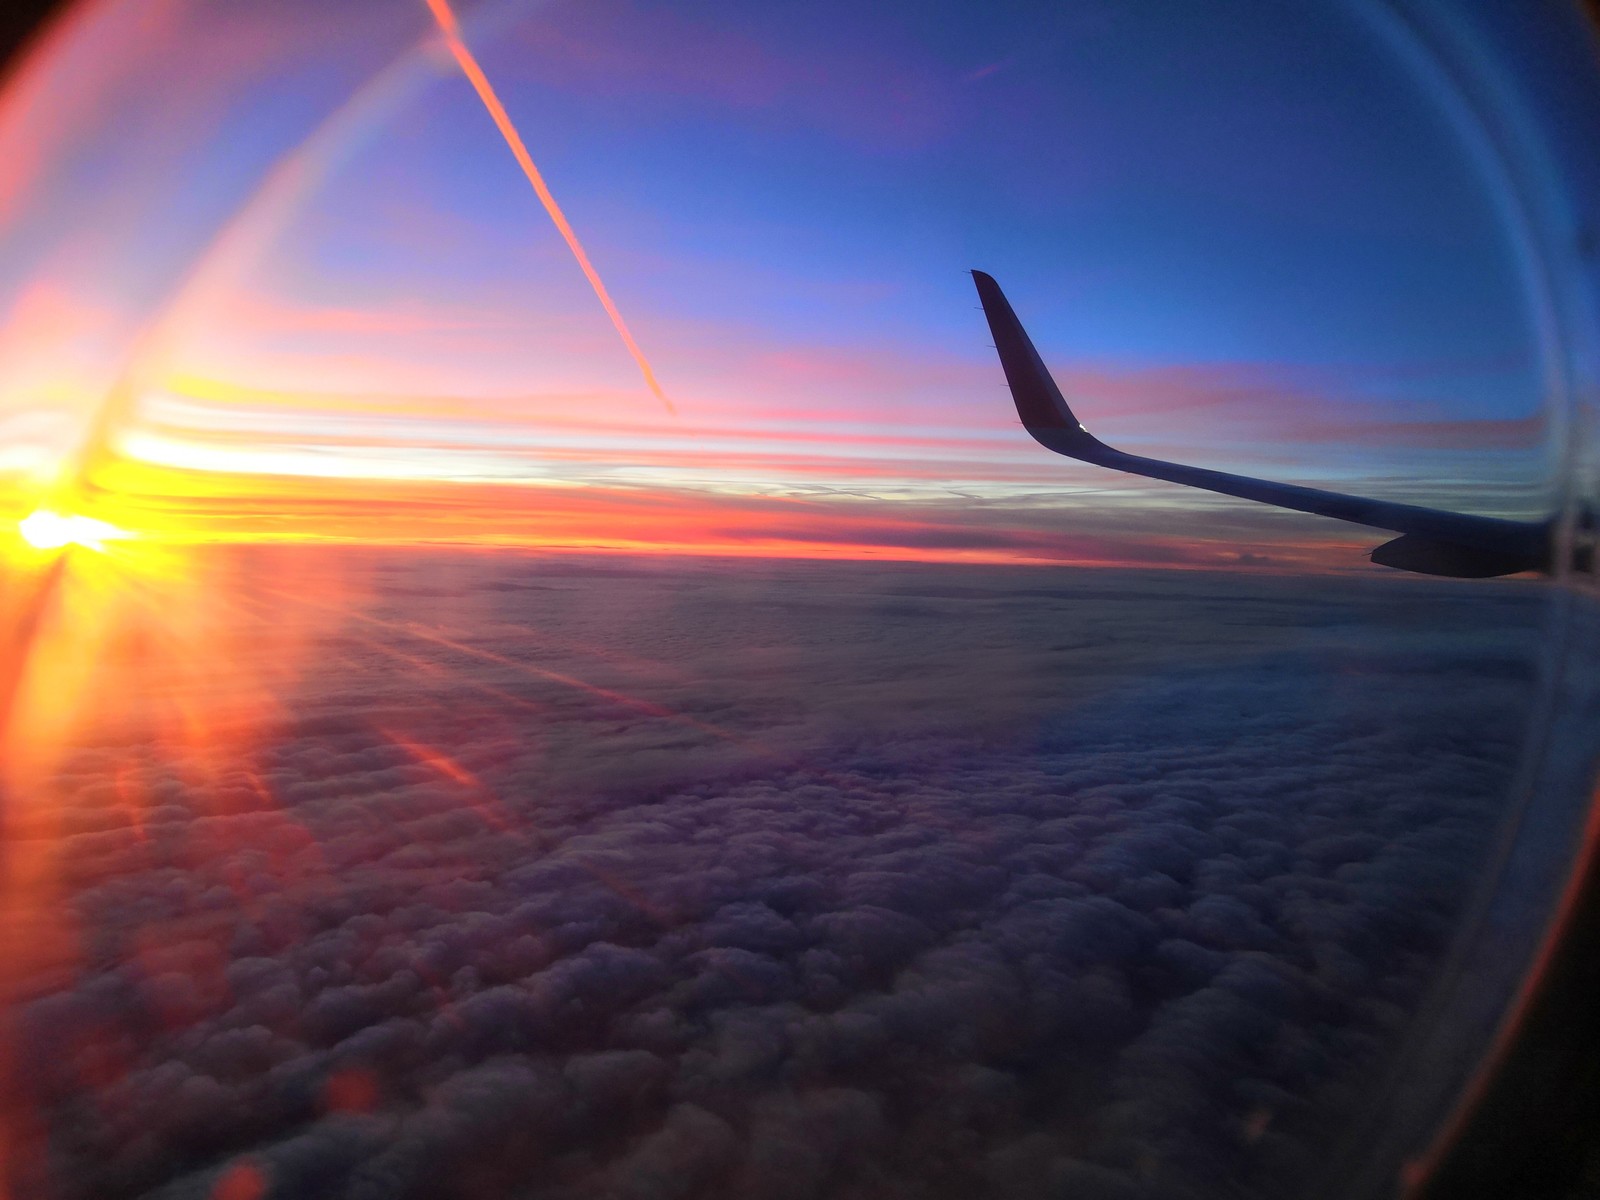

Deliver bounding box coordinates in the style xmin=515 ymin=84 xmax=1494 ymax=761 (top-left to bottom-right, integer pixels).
xmin=424 ymin=0 xmax=673 ymax=413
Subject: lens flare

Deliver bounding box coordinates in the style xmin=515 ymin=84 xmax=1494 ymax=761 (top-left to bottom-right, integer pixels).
xmin=16 ymin=509 xmax=126 ymax=552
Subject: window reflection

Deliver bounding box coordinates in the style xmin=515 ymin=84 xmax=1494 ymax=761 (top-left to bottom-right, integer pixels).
xmin=0 ymin=3 xmax=1594 ymax=1199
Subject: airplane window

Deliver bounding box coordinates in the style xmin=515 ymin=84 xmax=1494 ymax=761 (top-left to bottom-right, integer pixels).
xmin=0 ymin=2 xmax=1596 ymax=1199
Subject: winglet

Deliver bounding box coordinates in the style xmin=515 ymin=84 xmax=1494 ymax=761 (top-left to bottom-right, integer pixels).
xmin=971 ymin=270 xmax=1109 ymax=460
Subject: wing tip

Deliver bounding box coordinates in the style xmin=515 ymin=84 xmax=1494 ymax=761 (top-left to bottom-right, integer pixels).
xmin=970 ymin=271 xmax=1100 ymax=454
xmin=969 ymin=268 xmax=1002 ymax=304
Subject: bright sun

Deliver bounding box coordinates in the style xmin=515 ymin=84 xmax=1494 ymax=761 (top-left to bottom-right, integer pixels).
xmin=17 ymin=509 xmax=125 ymax=552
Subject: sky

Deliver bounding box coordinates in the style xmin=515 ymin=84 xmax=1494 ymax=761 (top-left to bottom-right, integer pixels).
xmin=0 ymin=0 xmax=1561 ymax=566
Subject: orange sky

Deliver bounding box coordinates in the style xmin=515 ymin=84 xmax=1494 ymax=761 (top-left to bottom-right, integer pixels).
xmin=11 ymin=452 xmax=1359 ymax=574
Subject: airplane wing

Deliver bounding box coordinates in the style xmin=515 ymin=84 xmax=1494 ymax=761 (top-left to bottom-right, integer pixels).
xmin=971 ymin=270 xmax=1550 ymax=578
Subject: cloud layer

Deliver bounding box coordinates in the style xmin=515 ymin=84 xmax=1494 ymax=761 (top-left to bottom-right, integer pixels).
xmin=2 ymin=554 xmax=1545 ymax=1200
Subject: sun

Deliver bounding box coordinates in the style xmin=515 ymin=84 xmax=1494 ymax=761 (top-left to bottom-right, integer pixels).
xmin=17 ymin=509 xmax=126 ymax=552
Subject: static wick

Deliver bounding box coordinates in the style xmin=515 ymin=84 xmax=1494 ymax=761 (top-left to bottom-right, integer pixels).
xmin=423 ymin=0 xmax=674 ymax=414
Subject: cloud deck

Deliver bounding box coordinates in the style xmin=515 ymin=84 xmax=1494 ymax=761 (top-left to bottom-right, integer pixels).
xmin=3 ymin=552 xmax=1545 ymax=1200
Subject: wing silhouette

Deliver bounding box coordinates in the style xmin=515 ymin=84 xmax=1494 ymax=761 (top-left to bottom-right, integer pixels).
xmin=972 ymin=270 xmax=1549 ymax=578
